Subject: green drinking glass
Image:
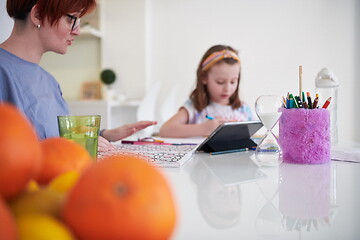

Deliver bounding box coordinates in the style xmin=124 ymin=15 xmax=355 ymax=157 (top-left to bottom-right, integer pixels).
xmin=57 ymin=115 xmax=101 ymax=160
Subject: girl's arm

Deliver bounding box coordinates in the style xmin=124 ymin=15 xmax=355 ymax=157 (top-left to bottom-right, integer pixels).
xmin=159 ymin=108 xmax=224 ymax=138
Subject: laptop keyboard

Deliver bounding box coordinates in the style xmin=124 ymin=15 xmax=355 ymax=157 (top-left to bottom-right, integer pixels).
xmin=98 ymin=144 xmax=198 ymax=167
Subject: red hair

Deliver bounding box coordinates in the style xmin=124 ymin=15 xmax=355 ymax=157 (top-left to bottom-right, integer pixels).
xmin=7 ymin=0 xmax=96 ymax=25
xmin=190 ymin=45 xmax=242 ymax=112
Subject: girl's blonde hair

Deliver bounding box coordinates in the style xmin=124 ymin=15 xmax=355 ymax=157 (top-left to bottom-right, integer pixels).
xmin=190 ymin=45 xmax=242 ymax=111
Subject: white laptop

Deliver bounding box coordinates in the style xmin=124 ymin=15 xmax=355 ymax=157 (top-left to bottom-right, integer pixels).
xmin=98 ymin=143 xmax=198 ymax=168
xmin=98 ymin=121 xmax=263 ymax=168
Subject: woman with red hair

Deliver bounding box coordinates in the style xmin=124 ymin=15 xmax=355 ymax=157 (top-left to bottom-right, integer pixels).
xmin=0 ymin=0 xmax=156 ymax=150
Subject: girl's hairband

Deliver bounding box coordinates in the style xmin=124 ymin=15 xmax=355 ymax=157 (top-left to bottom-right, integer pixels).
xmin=201 ymin=49 xmax=240 ymax=71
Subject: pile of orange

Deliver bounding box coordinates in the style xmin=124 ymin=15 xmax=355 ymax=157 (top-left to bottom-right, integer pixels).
xmin=0 ymin=103 xmax=42 ymax=200
xmin=36 ymin=137 xmax=93 ymax=185
xmin=0 ymin=103 xmax=177 ymax=239
xmin=0 ymin=197 xmax=18 ymax=240
xmin=63 ymin=155 xmax=176 ymax=240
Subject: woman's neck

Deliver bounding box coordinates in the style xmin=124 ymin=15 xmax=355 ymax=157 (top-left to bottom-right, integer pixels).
xmin=0 ymin=21 xmax=44 ymax=64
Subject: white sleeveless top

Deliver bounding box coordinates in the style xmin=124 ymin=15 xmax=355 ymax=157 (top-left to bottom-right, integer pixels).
xmin=182 ymin=99 xmax=255 ymax=124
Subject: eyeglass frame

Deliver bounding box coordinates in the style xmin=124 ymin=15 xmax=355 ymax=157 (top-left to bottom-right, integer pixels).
xmin=66 ymin=14 xmax=81 ymax=31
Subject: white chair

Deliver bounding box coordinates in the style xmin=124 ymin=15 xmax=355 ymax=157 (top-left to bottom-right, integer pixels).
xmin=159 ymin=83 xmax=180 ymax=127
xmin=136 ymin=81 xmax=161 ymax=138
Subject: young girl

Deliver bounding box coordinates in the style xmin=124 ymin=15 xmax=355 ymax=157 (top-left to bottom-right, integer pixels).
xmin=159 ymin=45 xmax=254 ymax=138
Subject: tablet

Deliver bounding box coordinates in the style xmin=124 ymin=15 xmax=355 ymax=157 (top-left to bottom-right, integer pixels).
xmin=196 ymin=121 xmax=263 ymax=153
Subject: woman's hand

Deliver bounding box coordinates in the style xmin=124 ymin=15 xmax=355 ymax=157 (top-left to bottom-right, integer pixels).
xmin=101 ymin=121 xmax=157 ymax=142
xmin=97 ymin=136 xmax=116 ymax=152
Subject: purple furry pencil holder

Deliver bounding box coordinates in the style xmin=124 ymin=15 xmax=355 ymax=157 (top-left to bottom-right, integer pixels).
xmin=279 ymin=108 xmax=330 ymax=164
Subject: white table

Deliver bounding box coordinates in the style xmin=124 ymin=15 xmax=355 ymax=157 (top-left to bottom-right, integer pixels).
xmin=159 ymin=148 xmax=360 ymax=239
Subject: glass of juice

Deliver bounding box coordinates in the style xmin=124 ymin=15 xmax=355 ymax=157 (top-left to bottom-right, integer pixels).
xmin=57 ymin=115 xmax=101 ymax=160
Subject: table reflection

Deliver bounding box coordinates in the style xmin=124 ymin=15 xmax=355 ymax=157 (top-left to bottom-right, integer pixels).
xmin=279 ymin=163 xmax=338 ymax=233
xmin=255 ymin=166 xmax=283 ymax=239
xmin=186 ymin=154 xmax=264 ymax=229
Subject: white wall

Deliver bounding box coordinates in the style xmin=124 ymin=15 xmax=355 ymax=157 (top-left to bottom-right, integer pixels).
xmin=141 ymin=0 xmax=356 ymax=142
xmin=0 ymin=0 xmax=13 ymax=42
xmin=355 ymin=0 xmax=360 ymax=142
xmin=102 ymin=0 xmax=146 ymax=98
xmin=40 ymin=37 xmax=101 ymax=100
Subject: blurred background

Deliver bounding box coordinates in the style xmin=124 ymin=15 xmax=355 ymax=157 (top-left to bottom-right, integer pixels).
xmin=1 ymin=0 xmax=359 ymax=143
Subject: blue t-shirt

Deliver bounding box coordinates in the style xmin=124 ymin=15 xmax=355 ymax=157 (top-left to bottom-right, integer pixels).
xmin=0 ymin=48 xmax=69 ymax=139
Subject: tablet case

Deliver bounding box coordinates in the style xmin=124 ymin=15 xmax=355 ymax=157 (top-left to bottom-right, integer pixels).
xmin=196 ymin=121 xmax=263 ymax=153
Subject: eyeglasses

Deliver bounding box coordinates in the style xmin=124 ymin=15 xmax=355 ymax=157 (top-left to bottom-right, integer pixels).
xmin=66 ymin=14 xmax=81 ymax=31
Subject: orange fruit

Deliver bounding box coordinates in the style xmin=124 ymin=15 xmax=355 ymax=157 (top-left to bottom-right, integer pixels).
xmin=36 ymin=138 xmax=93 ymax=185
xmin=0 ymin=197 xmax=18 ymax=240
xmin=62 ymin=155 xmax=177 ymax=240
xmin=0 ymin=103 xmax=42 ymax=200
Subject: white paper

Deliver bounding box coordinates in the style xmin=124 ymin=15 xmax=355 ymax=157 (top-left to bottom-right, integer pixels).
xmin=331 ymin=147 xmax=360 ymax=163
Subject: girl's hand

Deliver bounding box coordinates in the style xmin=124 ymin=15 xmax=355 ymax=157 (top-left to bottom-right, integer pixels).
xmin=98 ymin=136 xmax=116 ymax=152
xmin=201 ymin=117 xmax=226 ymax=136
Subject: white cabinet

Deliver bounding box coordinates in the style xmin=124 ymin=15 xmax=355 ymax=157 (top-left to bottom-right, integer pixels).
xmin=80 ymin=1 xmax=103 ymax=38
xmin=67 ymin=100 xmax=139 ymax=130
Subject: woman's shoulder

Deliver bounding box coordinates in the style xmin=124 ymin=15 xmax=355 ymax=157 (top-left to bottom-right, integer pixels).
xmin=0 ymin=50 xmax=59 ymax=95
xmin=0 ymin=48 xmax=49 ymax=78
xmin=0 ymin=48 xmax=16 ymax=71
xmin=0 ymin=48 xmax=36 ymax=67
